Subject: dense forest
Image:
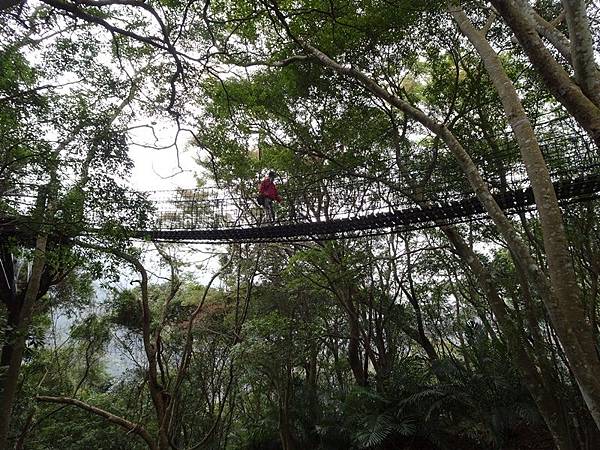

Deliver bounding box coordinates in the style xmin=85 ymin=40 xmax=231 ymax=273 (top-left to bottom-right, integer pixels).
xmin=2 ymin=1 xmax=600 ymax=449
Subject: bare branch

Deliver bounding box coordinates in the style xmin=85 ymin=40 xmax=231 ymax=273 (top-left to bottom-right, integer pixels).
xmin=235 ymin=54 xmax=312 ymax=67
xmin=36 ymin=396 xmax=156 ymax=450
xmin=482 ymin=11 xmax=497 ymax=35
xmin=0 ymin=80 xmax=84 ymax=103
xmin=38 ymin=0 xmax=168 ymax=51
xmin=532 ymin=9 xmax=572 ymax=62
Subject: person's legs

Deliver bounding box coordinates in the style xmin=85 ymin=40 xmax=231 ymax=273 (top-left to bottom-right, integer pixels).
xmin=263 ymin=197 xmax=275 ymax=222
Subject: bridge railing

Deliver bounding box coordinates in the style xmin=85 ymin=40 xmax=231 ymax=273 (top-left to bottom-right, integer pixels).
xmin=2 ymin=129 xmax=598 ymax=235
xmin=146 ymin=131 xmax=600 ymax=231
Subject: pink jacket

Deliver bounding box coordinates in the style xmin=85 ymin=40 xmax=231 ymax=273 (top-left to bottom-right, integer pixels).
xmin=258 ymin=178 xmax=282 ymax=202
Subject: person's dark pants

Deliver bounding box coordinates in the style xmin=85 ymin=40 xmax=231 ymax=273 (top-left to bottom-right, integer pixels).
xmin=263 ymin=197 xmax=275 ymax=222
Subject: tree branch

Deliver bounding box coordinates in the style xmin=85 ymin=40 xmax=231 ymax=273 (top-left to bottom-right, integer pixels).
xmin=36 ymin=396 xmax=156 ymax=450
xmin=235 ymin=54 xmax=312 ymax=67
xmin=560 ymin=0 xmax=600 ymax=106
xmin=38 ymin=0 xmax=168 ymax=51
xmin=532 ymin=9 xmax=572 ymax=62
xmin=38 ymin=0 xmax=184 ymax=112
xmin=489 ymin=0 xmax=600 ymax=144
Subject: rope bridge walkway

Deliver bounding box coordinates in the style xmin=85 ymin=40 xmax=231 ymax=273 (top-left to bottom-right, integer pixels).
xmin=2 ymin=132 xmax=600 ymax=244
xmin=143 ymin=175 xmax=600 ymax=243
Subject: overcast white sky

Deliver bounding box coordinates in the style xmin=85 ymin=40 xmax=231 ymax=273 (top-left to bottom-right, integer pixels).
xmin=128 ymin=123 xmax=203 ymax=192
xmin=18 ymin=9 xmax=206 ymax=194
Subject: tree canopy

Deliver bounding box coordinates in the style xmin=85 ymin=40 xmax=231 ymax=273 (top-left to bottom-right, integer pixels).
xmin=1 ymin=1 xmax=600 ymax=450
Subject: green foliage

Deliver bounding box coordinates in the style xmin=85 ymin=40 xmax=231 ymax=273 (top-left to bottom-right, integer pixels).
xmin=354 ymin=413 xmax=415 ymax=449
xmin=70 ymin=314 xmax=111 ymax=346
xmin=30 ymin=393 xmax=146 ymax=450
xmin=109 ymin=289 xmax=143 ymax=331
xmin=342 ymin=387 xmax=417 ymax=449
xmin=4 ymin=0 xmax=599 ymax=448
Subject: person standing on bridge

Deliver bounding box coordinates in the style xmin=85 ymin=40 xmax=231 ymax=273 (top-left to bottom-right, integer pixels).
xmin=258 ymin=171 xmax=282 ymax=222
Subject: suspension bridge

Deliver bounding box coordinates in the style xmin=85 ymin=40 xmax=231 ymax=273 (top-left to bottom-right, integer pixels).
xmin=1 ymin=130 xmax=600 ymax=244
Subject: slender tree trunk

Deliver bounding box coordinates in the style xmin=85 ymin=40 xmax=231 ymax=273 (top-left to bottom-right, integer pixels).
xmin=118 ymin=254 xmax=169 ymax=450
xmin=0 ymin=235 xmax=47 ymax=450
xmin=559 ymin=0 xmax=600 ymax=106
xmin=451 ymin=6 xmax=600 ymax=431
xmin=347 ymin=298 xmax=367 ymax=387
xmin=533 ymin=11 xmax=572 ymax=63
xmin=0 ymin=244 xmax=18 ymax=373
xmin=402 ymin=237 xmax=442 ymax=370
xmin=77 ymin=244 xmax=169 ymax=450
xmin=278 ymin=370 xmax=297 ymax=450
xmin=279 ymin=413 xmax=297 ymax=450
xmin=488 ymin=0 xmax=600 ymax=145
xmin=305 ymin=343 xmax=319 ymax=428
xmin=442 ymin=226 xmax=577 ymax=450
xmin=13 ymin=409 xmax=34 ymax=450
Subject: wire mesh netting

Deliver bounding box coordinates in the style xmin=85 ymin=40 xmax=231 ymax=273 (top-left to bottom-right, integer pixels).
xmin=146 ymin=132 xmax=599 ymax=232
xmin=1 ymin=128 xmax=599 ymax=243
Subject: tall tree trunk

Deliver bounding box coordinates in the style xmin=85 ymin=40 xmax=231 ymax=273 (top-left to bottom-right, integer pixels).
xmin=0 ymin=235 xmax=47 ymax=450
xmin=278 ymin=370 xmax=297 ymax=450
xmin=347 ymin=297 xmax=367 ymax=387
xmin=0 ymin=244 xmax=18 ymax=374
xmin=305 ymin=343 xmax=319 ymax=428
xmin=266 ymin=0 xmax=598 ymax=440
xmin=451 ymin=6 xmax=600 ymax=431
xmin=401 ymin=236 xmax=442 ymax=370
xmin=559 ymin=0 xmax=600 ymax=106
xmin=116 ymin=252 xmax=169 ymax=450
xmin=279 ymin=413 xmax=297 ymax=450
xmin=325 ymin=247 xmax=368 ymax=387
xmin=533 ymin=11 xmax=572 ymax=63
xmin=488 ymin=0 xmax=600 ymax=145
xmin=442 ymin=226 xmax=577 ymax=450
